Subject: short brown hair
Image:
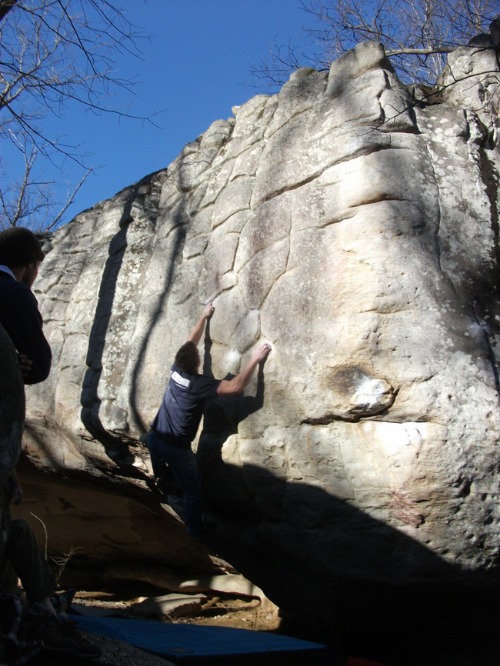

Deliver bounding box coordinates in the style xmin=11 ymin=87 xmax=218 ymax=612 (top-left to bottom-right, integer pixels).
xmin=0 ymin=227 xmax=45 ymax=267
xmin=175 ymin=341 xmax=200 ymax=374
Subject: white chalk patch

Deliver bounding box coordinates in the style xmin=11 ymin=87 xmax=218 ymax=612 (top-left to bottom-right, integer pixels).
xmin=352 ymin=378 xmax=389 ymax=409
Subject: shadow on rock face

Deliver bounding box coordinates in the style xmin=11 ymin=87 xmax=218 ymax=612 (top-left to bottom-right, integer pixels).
xmin=196 ymin=396 xmax=500 ymax=666
xmin=199 ymin=463 xmax=500 ymax=665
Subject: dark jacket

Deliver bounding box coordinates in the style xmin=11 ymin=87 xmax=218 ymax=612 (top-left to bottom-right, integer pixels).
xmin=0 ymin=271 xmax=51 ymax=384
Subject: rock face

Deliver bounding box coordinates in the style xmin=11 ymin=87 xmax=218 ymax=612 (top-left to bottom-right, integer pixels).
xmin=20 ymin=40 xmax=499 ymax=649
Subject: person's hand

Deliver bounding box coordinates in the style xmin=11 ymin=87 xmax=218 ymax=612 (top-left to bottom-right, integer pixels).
xmin=18 ymin=353 xmax=33 ymax=380
xmin=202 ymin=302 xmax=215 ymax=320
xmin=252 ymin=341 xmax=272 ymax=364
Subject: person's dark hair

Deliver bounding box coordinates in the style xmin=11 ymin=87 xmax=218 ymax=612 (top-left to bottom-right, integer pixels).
xmin=0 ymin=227 xmax=45 ymax=268
xmin=175 ymin=341 xmax=200 ymax=374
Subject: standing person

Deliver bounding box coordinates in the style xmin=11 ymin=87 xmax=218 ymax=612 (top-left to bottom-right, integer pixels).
xmin=0 ymin=226 xmax=51 ymax=503
xmin=0 ymin=227 xmax=51 ymax=384
xmin=0 ymin=227 xmax=100 ymax=658
xmin=0 ymin=227 xmax=51 ymax=506
xmin=146 ymin=303 xmax=271 ymax=537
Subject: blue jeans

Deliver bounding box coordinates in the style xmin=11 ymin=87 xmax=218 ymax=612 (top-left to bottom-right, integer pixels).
xmin=145 ymin=431 xmax=204 ymax=537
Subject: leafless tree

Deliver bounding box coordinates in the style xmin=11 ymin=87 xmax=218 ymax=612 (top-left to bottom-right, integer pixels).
xmin=0 ymin=135 xmax=90 ymax=229
xmin=251 ymin=0 xmax=499 ymax=89
xmin=0 ymin=0 xmax=149 ymax=230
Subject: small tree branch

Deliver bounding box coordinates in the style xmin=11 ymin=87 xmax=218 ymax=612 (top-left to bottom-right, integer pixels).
xmin=387 ymin=46 xmax=460 ymax=56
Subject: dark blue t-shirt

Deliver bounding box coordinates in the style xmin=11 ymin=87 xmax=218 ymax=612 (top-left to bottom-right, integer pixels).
xmin=153 ymin=362 xmax=220 ymax=447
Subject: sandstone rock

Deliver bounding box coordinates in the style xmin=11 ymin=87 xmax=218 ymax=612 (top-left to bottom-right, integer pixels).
xmin=11 ymin=458 xmax=220 ymax=583
xmin=19 ymin=40 xmax=499 ymax=653
xmin=103 ymin=563 xmax=265 ymax=599
xmin=130 ymin=593 xmax=207 ymax=619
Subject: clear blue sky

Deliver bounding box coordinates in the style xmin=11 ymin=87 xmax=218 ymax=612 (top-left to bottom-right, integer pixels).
xmin=47 ymin=0 xmax=319 ymax=224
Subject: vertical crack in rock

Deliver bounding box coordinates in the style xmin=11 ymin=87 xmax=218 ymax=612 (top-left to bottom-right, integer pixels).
xmin=465 ymin=109 xmax=500 ymax=392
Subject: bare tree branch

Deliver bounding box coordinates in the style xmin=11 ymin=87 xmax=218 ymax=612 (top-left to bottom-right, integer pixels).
xmin=386 ymin=46 xmax=456 ymax=56
xmin=0 ymin=0 xmax=153 ymax=229
xmin=252 ymin=0 xmax=499 ymax=89
xmin=0 ymin=134 xmax=92 ymax=230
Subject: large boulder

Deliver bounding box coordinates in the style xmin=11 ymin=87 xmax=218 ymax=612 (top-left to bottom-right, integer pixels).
xmin=19 ymin=40 xmax=499 ymax=657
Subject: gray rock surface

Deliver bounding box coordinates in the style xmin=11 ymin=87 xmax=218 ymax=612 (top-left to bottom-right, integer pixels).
xmin=18 ymin=40 xmax=499 ymax=648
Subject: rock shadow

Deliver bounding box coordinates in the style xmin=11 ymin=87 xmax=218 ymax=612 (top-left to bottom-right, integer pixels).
xmin=80 ymin=216 xmax=131 ymax=450
xmin=195 ymin=323 xmax=499 ymax=665
xmin=197 ymin=327 xmax=267 ymax=516
xmin=79 ymin=179 xmax=187 ymax=470
xmin=200 ymin=461 xmax=499 ymax=666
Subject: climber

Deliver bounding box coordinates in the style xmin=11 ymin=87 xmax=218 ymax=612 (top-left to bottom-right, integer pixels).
xmin=145 ymin=302 xmax=271 ymax=537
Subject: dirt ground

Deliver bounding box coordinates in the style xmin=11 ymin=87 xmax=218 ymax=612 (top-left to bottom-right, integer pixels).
xmin=70 ymin=586 xmax=284 ymax=666
xmin=73 ymin=587 xmax=281 ymax=631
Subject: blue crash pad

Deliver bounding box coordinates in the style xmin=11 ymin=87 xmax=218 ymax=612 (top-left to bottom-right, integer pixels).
xmin=74 ymin=615 xmax=328 ymax=662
